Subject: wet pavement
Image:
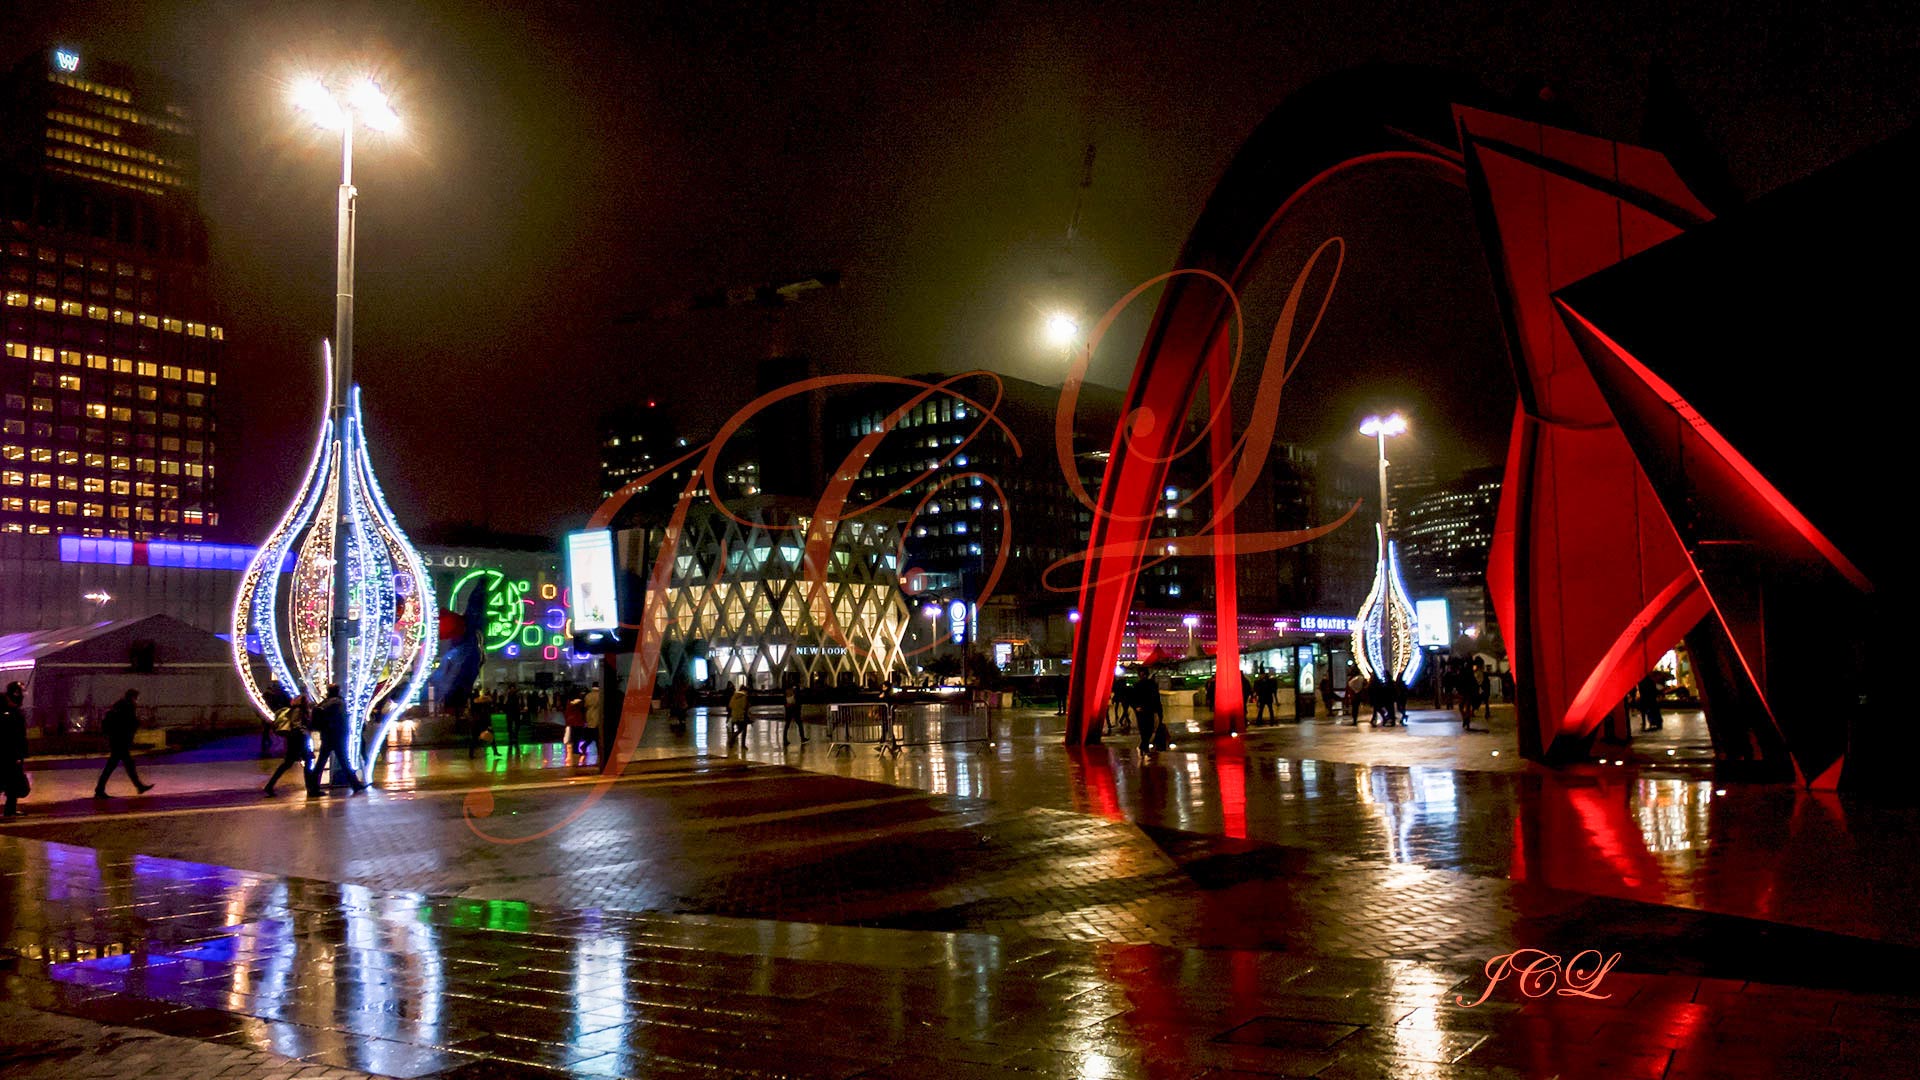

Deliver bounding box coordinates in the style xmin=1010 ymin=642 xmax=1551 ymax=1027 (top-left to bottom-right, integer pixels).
xmin=4 ymin=704 xmax=1919 ymax=1078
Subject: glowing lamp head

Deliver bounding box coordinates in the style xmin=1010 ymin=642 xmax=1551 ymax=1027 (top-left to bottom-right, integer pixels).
xmin=1361 ymin=413 xmax=1409 ymax=438
xmin=922 ymin=604 xmax=940 ymax=619
xmin=1043 ymin=311 xmax=1080 ymax=348
xmin=1067 ymin=609 xmax=1081 ymax=624
xmin=1182 ymin=615 xmax=1200 ymax=629
xmin=291 ymin=77 xmax=346 ymax=129
xmin=349 ymin=77 xmax=401 ymax=132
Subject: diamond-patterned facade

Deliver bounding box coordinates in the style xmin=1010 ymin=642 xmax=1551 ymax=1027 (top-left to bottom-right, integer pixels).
xmin=635 ymin=498 xmax=912 ymax=690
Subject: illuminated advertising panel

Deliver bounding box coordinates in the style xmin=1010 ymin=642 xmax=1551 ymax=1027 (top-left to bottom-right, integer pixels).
xmin=1415 ymin=598 xmax=1451 ymax=648
xmin=566 ymin=530 xmax=619 ymax=633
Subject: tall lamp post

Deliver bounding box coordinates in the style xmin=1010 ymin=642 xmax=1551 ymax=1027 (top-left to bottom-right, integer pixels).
xmin=1353 ymin=413 xmax=1422 ymax=691
xmin=230 ymin=75 xmax=433 ymax=774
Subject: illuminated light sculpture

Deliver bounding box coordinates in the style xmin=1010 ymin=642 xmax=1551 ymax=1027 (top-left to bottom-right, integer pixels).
xmin=1353 ymin=413 xmax=1421 ymax=686
xmin=1353 ymin=528 xmax=1421 ymax=685
xmin=231 ymin=350 xmax=435 ymax=771
xmin=230 ymin=73 xmax=432 ymax=771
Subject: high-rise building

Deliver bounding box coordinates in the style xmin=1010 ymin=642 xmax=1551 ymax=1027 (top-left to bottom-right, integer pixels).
xmin=0 ymin=46 xmax=224 ymax=539
xmin=597 ymin=398 xmax=761 ymax=528
xmin=1400 ymin=466 xmax=1502 ymax=590
xmin=823 ymin=373 xmax=1212 ymax=650
xmin=1268 ymin=443 xmax=1375 ymax=613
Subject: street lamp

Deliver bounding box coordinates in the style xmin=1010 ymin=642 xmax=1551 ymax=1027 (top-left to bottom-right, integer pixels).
xmin=1043 ymin=311 xmax=1080 ymax=349
xmin=231 ymin=72 xmax=434 ymax=776
xmin=1353 ymin=412 xmax=1421 ymax=688
xmin=1183 ymin=614 xmax=1200 ymax=657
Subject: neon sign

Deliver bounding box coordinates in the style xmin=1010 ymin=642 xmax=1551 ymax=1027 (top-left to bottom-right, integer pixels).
xmin=445 ymin=566 xmax=583 ymax=661
xmin=53 ymin=50 xmax=79 ymax=73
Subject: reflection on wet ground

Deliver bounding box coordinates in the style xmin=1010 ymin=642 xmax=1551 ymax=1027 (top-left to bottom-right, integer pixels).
xmin=5 ymin=704 xmax=1920 ymax=1077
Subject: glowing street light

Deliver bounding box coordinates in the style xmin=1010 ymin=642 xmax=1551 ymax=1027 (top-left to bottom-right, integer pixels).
xmin=232 ymin=72 xmax=432 ymax=776
xmin=1043 ymin=311 xmax=1080 ymax=349
xmin=1353 ymin=412 xmax=1420 ymax=688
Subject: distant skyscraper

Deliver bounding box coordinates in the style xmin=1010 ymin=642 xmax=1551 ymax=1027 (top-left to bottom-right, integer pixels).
xmin=1401 ymin=466 xmax=1502 ymax=589
xmin=597 ymin=398 xmax=759 ymax=528
xmin=0 ymin=46 xmax=224 ymax=539
xmin=1268 ymin=443 xmax=1374 ymax=612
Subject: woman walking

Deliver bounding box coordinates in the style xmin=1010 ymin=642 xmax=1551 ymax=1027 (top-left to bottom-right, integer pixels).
xmin=264 ymin=694 xmax=316 ymax=797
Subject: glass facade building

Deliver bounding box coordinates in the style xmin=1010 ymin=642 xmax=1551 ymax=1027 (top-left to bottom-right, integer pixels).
xmin=0 ymin=47 xmax=223 ymax=540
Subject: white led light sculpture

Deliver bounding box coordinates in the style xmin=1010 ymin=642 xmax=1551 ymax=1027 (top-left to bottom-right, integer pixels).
xmin=1353 ymin=525 xmax=1422 ymax=685
xmin=232 ymin=346 xmax=434 ymax=771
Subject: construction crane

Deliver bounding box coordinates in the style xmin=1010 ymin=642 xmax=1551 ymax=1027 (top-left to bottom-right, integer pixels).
xmin=614 ymin=270 xmax=843 ymax=325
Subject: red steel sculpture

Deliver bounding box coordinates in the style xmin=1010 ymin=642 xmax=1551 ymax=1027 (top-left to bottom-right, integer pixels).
xmin=1066 ymin=68 xmax=1883 ymax=788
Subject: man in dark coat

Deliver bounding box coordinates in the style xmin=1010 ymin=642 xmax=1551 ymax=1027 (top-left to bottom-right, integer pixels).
xmin=2 ymin=681 xmax=28 ymax=817
xmin=312 ymin=684 xmax=367 ymax=793
xmin=94 ymin=689 xmax=153 ymax=798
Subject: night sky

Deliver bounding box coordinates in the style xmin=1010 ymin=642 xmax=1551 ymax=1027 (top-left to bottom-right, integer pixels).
xmin=4 ymin=1 xmax=1914 ymax=539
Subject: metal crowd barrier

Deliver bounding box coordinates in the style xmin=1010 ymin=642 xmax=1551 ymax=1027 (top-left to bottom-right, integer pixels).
xmin=823 ymin=703 xmax=990 ymax=756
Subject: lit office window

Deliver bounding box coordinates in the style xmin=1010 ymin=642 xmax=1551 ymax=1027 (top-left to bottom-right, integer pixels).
xmin=160 ymin=365 xmax=181 ymax=380
xmin=136 ymin=361 xmax=157 ymax=377
xmin=82 ymin=477 xmax=103 ymax=493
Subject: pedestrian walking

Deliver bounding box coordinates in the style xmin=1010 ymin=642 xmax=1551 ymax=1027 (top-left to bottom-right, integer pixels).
xmin=264 ymin=694 xmax=316 ymax=797
xmin=563 ymin=695 xmax=587 ymax=756
xmin=261 ymin=684 xmax=289 ymax=757
xmin=1394 ymin=676 xmax=1409 ymax=727
xmin=502 ymin=686 xmax=526 ymax=752
xmin=583 ymin=684 xmax=604 ymax=757
xmin=1637 ymin=673 xmax=1664 ymax=731
xmin=667 ymin=678 xmax=690 ymax=735
xmin=1345 ymin=668 xmax=1365 ymax=725
xmin=1253 ymin=671 xmax=1276 ymax=723
xmin=1136 ymin=675 xmax=1166 ymax=753
xmin=94 ymin=689 xmax=153 ymax=798
xmin=467 ymin=689 xmax=493 ymax=759
xmin=312 ymin=684 xmax=367 ymax=793
xmin=726 ymin=681 xmax=750 ymax=740
xmin=781 ymin=683 xmax=807 ymax=745
xmin=2 ymin=682 xmax=29 ymax=818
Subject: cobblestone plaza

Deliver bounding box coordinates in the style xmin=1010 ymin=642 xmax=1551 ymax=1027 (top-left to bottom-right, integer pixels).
xmin=5 ymin=706 xmax=1918 ymax=1078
